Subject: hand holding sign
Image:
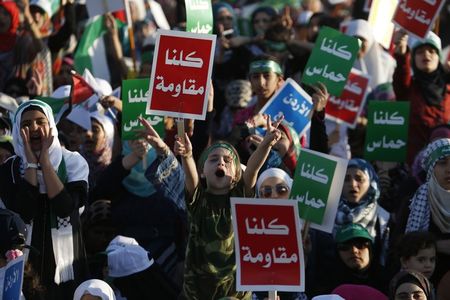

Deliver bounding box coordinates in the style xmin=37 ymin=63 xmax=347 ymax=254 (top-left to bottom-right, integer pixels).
xmin=310 ymin=82 xmax=329 ymax=113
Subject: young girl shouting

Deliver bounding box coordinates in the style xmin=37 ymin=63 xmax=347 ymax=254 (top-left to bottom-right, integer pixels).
xmin=174 ymin=116 xmax=282 ymax=300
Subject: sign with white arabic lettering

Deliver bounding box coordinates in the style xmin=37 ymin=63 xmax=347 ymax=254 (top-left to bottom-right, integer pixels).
xmin=231 ymin=198 xmax=304 ymax=292
xmin=146 ymin=30 xmax=216 ymax=120
xmin=0 ymin=255 xmax=24 ymax=300
xmin=122 ymin=79 xmax=165 ymax=140
xmin=259 ymin=78 xmax=313 ymax=137
xmin=325 ymin=68 xmax=370 ymax=129
xmin=290 ymin=148 xmax=348 ymax=233
xmin=302 ymin=26 xmax=360 ymax=96
xmin=364 ymin=101 xmax=410 ymax=162
xmin=392 ymin=0 xmax=445 ymax=39
xmin=186 ymin=0 xmax=213 ymax=34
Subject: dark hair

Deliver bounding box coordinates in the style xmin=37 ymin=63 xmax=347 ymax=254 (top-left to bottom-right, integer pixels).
xmin=250 ymin=54 xmax=282 ymax=67
xmin=397 ymin=231 xmax=436 ymax=260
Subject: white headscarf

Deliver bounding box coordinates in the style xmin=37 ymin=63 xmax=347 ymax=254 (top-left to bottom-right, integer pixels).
xmin=73 ymin=279 xmax=116 ymax=300
xmin=256 ymin=168 xmax=293 ymax=197
xmin=345 ymin=19 xmax=396 ymax=90
xmin=90 ymin=111 xmax=115 ymax=151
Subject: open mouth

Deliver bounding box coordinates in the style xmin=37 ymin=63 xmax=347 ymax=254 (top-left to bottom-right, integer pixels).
xmin=30 ymin=136 xmax=41 ymax=143
xmin=215 ymin=169 xmax=225 ymax=177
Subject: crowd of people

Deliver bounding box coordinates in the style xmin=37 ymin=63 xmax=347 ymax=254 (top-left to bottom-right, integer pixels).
xmin=0 ymin=0 xmax=450 ymax=299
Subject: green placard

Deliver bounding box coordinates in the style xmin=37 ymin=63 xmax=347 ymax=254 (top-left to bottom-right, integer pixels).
xmin=122 ymin=79 xmax=165 ymax=140
xmin=290 ymin=150 xmax=336 ymax=225
xmin=364 ymin=101 xmax=410 ymax=162
xmin=301 ymin=26 xmax=360 ymax=96
xmin=186 ymin=0 xmax=213 ymax=34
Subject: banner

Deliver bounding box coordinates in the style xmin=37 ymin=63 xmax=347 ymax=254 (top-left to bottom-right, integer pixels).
xmin=302 ymin=26 xmax=360 ymax=96
xmin=392 ymin=0 xmax=445 ymax=39
xmin=146 ymin=30 xmax=216 ymax=120
xmin=364 ymin=101 xmax=410 ymax=162
xmin=260 ymin=78 xmax=313 ymax=137
xmin=368 ymin=0 xmax=397 ymax=49
xmin=290 ymin=149 xmax=348 ymax=233
xmin=325 ymin=68 xmax=370 ymax=129
xmin=185 ymin=0 xmax=213 ymax=34
xmin=0 ymin=256 xmax=25 ymax=300
xmin=231 ymin=198 xmax=305 ymax=292
xmin=122 ymin=78 xmax=165 ymax=140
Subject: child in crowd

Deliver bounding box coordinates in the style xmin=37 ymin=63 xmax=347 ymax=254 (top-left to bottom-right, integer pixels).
xmin=174 ymin=115 xmax=283 ymax=299
xmin=397 ymin=231 xmax=437 ymax=280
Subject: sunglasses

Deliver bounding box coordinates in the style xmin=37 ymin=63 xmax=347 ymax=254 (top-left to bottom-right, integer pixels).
xmin=253 ymin=18 xmax=271 ymax=24
xmin=259 ymin=184 xmax=290 ymax=198
xmin=337 ymin=240 xmax=370 ymax=251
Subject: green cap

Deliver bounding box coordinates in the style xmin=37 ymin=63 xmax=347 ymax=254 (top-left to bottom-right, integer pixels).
xmin=335 ymin=223 xmax=374 ymax=244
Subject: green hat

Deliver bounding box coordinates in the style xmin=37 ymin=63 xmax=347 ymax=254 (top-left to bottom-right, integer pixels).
xmin=412 ymin=31 xmax=442 ymax=58
xmin=335 ymin=223 xmax=374 ymax=244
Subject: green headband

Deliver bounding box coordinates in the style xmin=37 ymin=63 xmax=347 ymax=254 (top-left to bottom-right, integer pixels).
xmin=264 ymin=40 xmax=288 ymax=53
xmin=249 ymin=60 xmax=282 ymax=75
xmin=199 ymin=142 xmax=239 ymax=169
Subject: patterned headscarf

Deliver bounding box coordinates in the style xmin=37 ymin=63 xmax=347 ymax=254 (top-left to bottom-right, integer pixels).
xmin=406 ymin=138 xmax=450 ymax=233
xmin=335 ymin=159 xmax=380 ymax=238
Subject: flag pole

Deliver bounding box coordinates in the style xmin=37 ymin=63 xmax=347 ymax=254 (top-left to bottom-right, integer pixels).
xmin=124 ymin=0 xmax=138 ymax=75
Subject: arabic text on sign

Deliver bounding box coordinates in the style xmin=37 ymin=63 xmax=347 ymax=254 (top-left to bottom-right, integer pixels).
xmin=242 ymin=245 xmax=298 ymax=268
xmin=399 ymin=0 xmax=431 ymax=25
xmin=129 ymin=89 xmax=150 ymax=103
xmin=293 ymin=191 xmax=326 ymax=209
xmin=304 ymin=64 xmax=346 ymax=83
xmin=282 ymin=93 xmax=312 ymax=117
xmin=373 ymin=111 xmax=405 ymax=125
xmin=245 ymin=217 xmax=289 ymax=235
xmin=366 ymin=136 xmax=406 ymax=152
xmin=329 ymin=96 xmax=359 ymax=112
xmin=165 ymin=49 xmax=204 ymax=68
xmin=300 ymin=163 xmax=329 ymax=184
xmin=155 ymin=76 xmax=205 ymax=98
xmin=123 ymin=115 xmax=164 ymax=132
xmin=320 ymin=37 xmax=352 ymax=61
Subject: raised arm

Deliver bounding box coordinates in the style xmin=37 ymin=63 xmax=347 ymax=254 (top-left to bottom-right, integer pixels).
xmin=174 ymin=132 xmax=198 ymax=199
xmin=244 ymin=115 xmax=282 ymax=195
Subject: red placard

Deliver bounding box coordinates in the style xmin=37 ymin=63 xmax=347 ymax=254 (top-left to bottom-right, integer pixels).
xmin=146 ymin=30 xmax=216 ymax=120
xmin=325 ymin=69 xmax=370 ymax=128
xmin=231 ymin=198 xmax=305 ymax=292
xmin=392 ymin=0 xmax=445 ymax=39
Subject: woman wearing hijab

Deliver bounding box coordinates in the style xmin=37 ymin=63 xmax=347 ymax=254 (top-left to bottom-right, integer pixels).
xmin=308 ymin=159 xmax=390 ymax=297
xmin=0 ymin=100 xmax=89 ymax=299
xmin=345 ymin=19 xmax=397 ymax=94
xmin=393 ymin=31 xmax=450 ymax=165
xmin=73 ymin=279 xmax=116 ymax=300
xmin=389 ymin=270 xmax=434 ymax=300
xmin=91 ymin=118 xmax=186 ymax=293
xmin=398 ymin=138 xmax=450 ymax=286
xmin=81 ymin=111 xmax=115 ymax=188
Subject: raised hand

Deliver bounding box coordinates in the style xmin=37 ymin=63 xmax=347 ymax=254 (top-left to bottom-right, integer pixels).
xmin=311 ymin=82 xmax=329 ymax=113
xmin=20 ymin=127 xmax=38 ymax=163
xmin=174 ymin=133 xmax=193 ymax=158
xmin=138 ymin=117 xmax=169 ymax=156
xmin=261 ymin=114 xmax=282 ymax=148
xmin=39 ymin=127 xmax=54 ymax=164
xmin=393 ymin=29 xmax=408 ymax=55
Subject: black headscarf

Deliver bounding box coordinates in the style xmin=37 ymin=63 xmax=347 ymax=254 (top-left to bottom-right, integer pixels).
xmin=389 ymin=270 xmax=433 ymax=300
xmin=412 ymin=46 xmax=447 ymax=107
